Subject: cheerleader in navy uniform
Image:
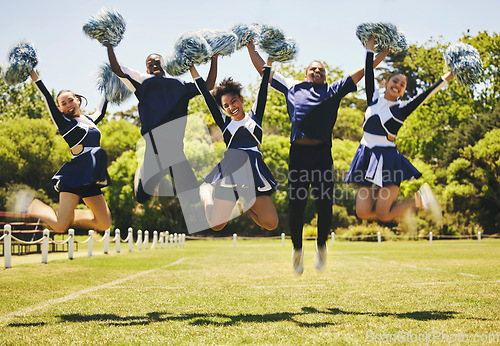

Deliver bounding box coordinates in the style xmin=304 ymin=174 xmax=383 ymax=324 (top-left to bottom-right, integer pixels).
xmin=189 ymin=55 xmax=279 ymax=231
xmin=247 ymin=40 xmax=389 ymax=274
xmin=345 ymin=36 xmax=453 ymax=224
xmin=26 ymin=70 xmax=112 ymax=233
xmin=104 ymin=41 xmax=217 ymax=204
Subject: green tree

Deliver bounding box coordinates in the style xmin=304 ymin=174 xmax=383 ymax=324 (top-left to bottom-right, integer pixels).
xmin=463 ymin=31 xmax=500 ymax=112
xmin=0 ymin=69 xmax=47 ymax=120
xmin=443 ymin=128 xmax=500 ymax=233
xmin=99 ymin=118 xmax=142 ymax=163
xmin=0 ymin=117 xmax=69 ymax=190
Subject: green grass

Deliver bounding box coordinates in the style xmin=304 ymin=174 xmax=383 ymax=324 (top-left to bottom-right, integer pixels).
xmin=1 ymin=238 xmax=499 ymax=345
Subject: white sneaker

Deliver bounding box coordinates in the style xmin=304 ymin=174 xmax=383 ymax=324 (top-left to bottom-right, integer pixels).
xmin=418 ymin=183 xmax=443 ymax=227
xmin=315 ymin=243 xmax=327 ymax=271
xmin=292 ymin=248 xmax=304 ymax=275
xmin=12 ymin=189 xmax=35 ymax=215
xmin=199 ymin=182 xmax=214 ymax=206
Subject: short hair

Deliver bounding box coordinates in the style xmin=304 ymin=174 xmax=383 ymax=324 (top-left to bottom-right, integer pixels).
xmin=212 ymin=77 xmax=243 ymax=107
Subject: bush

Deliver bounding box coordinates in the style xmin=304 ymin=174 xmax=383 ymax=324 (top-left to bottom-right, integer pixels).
xmin=336 ymin=223 xmax=394 ymax=241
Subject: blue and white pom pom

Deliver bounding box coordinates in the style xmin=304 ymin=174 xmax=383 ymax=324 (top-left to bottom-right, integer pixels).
xmin=201 ymin=30 xmax=237 ymax=57
xmin=356 ymin=22 xmax=406 ymax=52
xmin=96 ymin=63 xmax=132 ymax=105
xmin=231 ymin=24 xmax=261 ymax=49
xmin=165 ymin=52 xmax=191 ymax=76
xmin=173 ymin=31 xmax=212 ymax=65
xmin=393 ymin=29 xmax=409 ymax=53
xmin=444 ymin=42 xmax=483 ymax=86
xmin=257 ymin=24 xmax=297 ymax=62
xmin=83 ymin=8 xmax=126 ymax=47
xmin=165 ymin=32 xmax=212 ymax=75
xmin=4 ymin=40 xmax=39 ymax=85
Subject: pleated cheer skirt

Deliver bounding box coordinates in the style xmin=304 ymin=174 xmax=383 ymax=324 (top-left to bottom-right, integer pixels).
xmin=52 ymin=147 xmax=111 ymax=190
xmin=204 ymin=149 xmax=277 ymax=193
xmin=345 ymin=143 xmax=421 ymax=187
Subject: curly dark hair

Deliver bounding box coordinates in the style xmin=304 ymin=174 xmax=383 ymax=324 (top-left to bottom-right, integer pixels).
xmin=212 ymin=77 xmax=243 ymax=107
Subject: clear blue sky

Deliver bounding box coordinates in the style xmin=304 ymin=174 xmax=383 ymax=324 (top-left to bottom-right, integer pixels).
xmin=1 ymin=0 xmax=498 ymax=113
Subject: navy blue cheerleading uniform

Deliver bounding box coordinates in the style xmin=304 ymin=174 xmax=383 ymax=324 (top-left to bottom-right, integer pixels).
xmin=271 ymin=71 xmax=357 ymax=249
xmin=35 ymin=80 xmax=110 ymax=195
xmin=119 ymin=66 xmax=199 ymax=136
xmin=345 ymin=50 xmax=448 ymax=187
xmin=194 ymin=65 xmax=277 ymax=198
xmin=119 ymin=66 xmax=201 ymax=197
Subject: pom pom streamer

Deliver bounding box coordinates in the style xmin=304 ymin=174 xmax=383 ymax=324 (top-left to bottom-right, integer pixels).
xmin=201 ymin=30 xmax=237 ymax=57
xmin=4 ymin=41 xmax=39 ymax=85
xmin=165 ymin=52 xmax=192 ymax=77
xmin=257 ymin=24 xmax=297 ymax=62
xmin=96 ymin=63 xmax=132 ymax=105
xmin=83 ymin=8 xmax=126 ymax=47
xmin=231 ymin=24 xmax=260 ymax=49
xmin=165 ymin=32 xmax=212 ymax=75
xmin=356 ymin=22 xmax=407 ymax=52
xmin=444 ymin=42 xmax=483 ymax=86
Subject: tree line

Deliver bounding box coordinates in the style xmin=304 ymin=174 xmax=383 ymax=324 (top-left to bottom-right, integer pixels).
xmin=1 ymin=31 xmax=498 ymax=236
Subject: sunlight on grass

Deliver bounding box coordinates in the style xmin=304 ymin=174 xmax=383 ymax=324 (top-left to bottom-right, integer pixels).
xmin=1 ymin=239 xmax=499 ymax=344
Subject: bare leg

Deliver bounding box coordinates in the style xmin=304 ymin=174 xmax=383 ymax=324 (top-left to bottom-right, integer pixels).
xmin=205 ymin=198 xmax=236 ymax=231
xmin=375 ymin=185 xmax=416 ymax=222
xmin=28 ymin=193 xmax=80 ymax=233
xmin=73 ymin=194 xmax=112 ymax=231
xmin=355 ymin=186 xmax=378 ymax=220
xmin=248 ymin=195 xmax=278 ymax=230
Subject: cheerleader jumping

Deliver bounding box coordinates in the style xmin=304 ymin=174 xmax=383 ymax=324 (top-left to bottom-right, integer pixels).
xmin=189 ymin=55 xmax=279 ymax=231
xmin=104 ymin=41 xmax=217 ymax=204
xmin=247 ymin=39 xmax=389 ymax=274
xmin=345 ymin=36 xmax=453 ymax=224
xmin=25 ymin=70 xmax=112 ymax=233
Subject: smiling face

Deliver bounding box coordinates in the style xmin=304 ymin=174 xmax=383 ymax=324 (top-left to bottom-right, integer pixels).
xmin=146 ymin=54 xmax=165 ymax=76
xmin=57 ymin=91 xmax=81 ymax=117
xmin=221 ymin=93 xmax=245 ymax=121
xmin=384 ymin=73 xmax=407 ymax=101
xmin=305 ymin=61 xmax=326 ymax=85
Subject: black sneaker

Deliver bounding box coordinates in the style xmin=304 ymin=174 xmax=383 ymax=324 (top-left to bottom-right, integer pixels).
xmin=134 ymin=168 xmax=152 ymax=204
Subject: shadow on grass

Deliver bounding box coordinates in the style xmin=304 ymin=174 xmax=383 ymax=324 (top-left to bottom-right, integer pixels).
xmin=326 ymin=308 xmax=458 ymax=321
xmin=9 ymin=307 xmax=459 ymax=327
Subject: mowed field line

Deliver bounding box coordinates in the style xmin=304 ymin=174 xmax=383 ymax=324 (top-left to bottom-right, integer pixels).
xmin=0 ymin=257 xmax=188 ymax=325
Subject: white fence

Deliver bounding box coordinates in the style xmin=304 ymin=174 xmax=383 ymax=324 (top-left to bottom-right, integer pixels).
xmin=1 ymin=224 xmax=185 ymax=269
xmin=1 ymin=225 xmax=492 ymax=269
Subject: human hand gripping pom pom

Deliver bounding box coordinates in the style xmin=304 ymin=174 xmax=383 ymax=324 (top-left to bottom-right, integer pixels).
xmin=83 ymin=8 xmax=126 ymax=47
xmin=4 ymin=41 xmax=39 ymax=85
xmin=231 ymin=24 xmax=261 ymax=50
xmin=96 ymin=63 xmax=132 ymax=105
xmin=444 ymin=42 xmax=483 ymax=86
xmin=356 ymin=22 xmax=407 ymax=52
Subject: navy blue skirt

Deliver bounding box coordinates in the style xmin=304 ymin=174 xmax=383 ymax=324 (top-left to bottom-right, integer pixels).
xmin=52 ymin=147 xmax=111 ymax=190
xmin=345 ymin=143 xmax=421 ymax=187
xmin=204 ymin=149 xmax=277 ymax=194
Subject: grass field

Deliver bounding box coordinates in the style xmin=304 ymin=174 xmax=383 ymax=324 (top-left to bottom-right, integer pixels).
xmin=1 ymin=237 xmax=499 ymax=345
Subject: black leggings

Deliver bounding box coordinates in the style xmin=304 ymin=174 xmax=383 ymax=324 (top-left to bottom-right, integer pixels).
xmin=288 ymin=142 xmax=333 ymax=249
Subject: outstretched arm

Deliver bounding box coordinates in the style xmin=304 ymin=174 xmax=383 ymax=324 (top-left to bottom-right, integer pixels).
xmin=364 ymin=36 xmax=375 ymax=105
xmin=190 ymin=65 xmax=225 ymax=129
xmin=383 ymin=70 xmax=454 ymax=139
xmin=254 ymin=58 xmax=273 ymax=122
xmin=247 ymin=41 xmax=274 ymax=83
xmin=30 ymin=71 xmax=71 ymax=131
xmin=350 ymin=47 xmax=390 ymax=85
xmin=104 ymin=40 xmax=126 ymax=78
xmin=205 ymin=55 xmax=218 ymax=90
